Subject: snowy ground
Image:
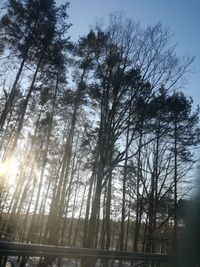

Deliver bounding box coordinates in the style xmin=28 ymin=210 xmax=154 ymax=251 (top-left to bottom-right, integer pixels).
xmin=5 ymin=257 xmax=133 ymax=267
xmin=5 ymin=257 xmax=79 ymax=267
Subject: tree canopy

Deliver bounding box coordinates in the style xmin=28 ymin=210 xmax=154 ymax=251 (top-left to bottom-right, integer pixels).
xmin=0 ymin=5 xmax=199 ymax=267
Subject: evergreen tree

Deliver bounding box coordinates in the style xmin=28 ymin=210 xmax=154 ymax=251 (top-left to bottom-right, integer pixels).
xmin=166 ymin=91 xmax=200 ymax=254
xmin=0 ymin=0 xmax=70 ymax=130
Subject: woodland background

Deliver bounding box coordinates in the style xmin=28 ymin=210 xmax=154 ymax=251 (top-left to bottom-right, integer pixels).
xmin=0 ymin=0 xmax=200 ymax=263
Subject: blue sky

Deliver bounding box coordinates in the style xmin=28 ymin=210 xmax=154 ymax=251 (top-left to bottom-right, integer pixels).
xmin=66 ymin=0 xmax=200 ymax=106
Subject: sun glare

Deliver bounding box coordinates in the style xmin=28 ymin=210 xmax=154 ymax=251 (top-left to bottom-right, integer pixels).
xmin=0 ymin=158 xmax=19 ymax=185
xmin=0 ymin=161 xmax=8 ymax=175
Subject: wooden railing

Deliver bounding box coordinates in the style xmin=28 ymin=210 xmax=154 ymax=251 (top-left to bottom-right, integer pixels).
xmin=0 ymin=241 xmax=182 ymax=266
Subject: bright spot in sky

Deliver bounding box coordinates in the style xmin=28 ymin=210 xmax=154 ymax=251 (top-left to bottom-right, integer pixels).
xmin=0 ymin=158 xmax=19 ymax=185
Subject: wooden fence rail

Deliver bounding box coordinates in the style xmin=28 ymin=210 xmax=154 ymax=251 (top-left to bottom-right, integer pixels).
xmin=3 ymin=241 xmax=199 ymax=267
xmin=0 ymin=241 xmax=178 ymax=262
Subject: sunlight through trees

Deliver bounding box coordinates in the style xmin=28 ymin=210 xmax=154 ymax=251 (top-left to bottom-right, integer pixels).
xmin=0 ymin=1 xmax=199 ymax=267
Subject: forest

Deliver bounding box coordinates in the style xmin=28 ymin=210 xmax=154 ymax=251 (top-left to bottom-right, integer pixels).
xmin=0 ymin=0 xmax=200 ymax=266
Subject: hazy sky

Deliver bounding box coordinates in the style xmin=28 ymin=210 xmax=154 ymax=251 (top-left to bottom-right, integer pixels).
xmin=66 ymin=0 xmax=200 ymax=106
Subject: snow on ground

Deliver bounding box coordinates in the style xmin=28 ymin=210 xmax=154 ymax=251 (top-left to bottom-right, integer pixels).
xmin=5 ymin=256 xmax=133 ymax=266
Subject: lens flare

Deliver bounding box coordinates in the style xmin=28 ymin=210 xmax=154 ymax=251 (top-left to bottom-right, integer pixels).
xmin=0 ymin=158 xmax=19 ymax=184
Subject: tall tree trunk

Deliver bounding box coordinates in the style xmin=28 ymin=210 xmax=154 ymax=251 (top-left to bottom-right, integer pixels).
xmin=7 ymin=57 xmax=42 ymax=158
xmin=119 ymin=106 xmax=131 ymax=252
xmin=82 ymin=167 xmax=95 ymax=247
xmin=86 ymin=160 xmax=104 ymax=249
xmin=0 ymin=49 xmax=29 ymax=130
xmin=73 ymin=182 xmax=87 ymax=247
xmin=60 ymin=151 xmax=80 ymax=246
xmin=133 ymin=123 xmax=143 ymax=252
xmin=18 ymin=177 xmax=37 ymax=242
xmin=146 ymin=116 xmax=160 ymax=253
xmin=100 ymin=188 xmax=106 ymax=249
xmin=105 ymin=168 xmax=112 ymax=250
xmin=47 ymin=68 xmax=87 ymax=245
xmin=172 ymin=118 xmax=178 ymax=255
xmin=68 ymin=172 xmax=81 ymax=246
xmin=27 ymin=74 xmax=59 ymax=243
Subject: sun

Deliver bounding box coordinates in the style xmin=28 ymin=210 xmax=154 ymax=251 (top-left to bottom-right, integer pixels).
xmin=0 ymin=158 xmax=19 ymax=185
xmin=0 ymin=162 xmax=6 ymax=175
xmin=0 ymin=161 xmax=9 ymax=175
